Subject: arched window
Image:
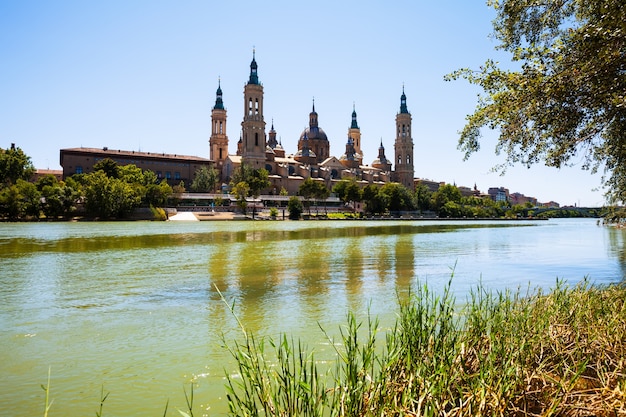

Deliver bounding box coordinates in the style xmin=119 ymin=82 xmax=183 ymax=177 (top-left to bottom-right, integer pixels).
xmin=255 ymin=98 xmax=259 ymax=114
xmin=248 ymin=98 xmax=253 ymax=115
xmin=398 ymin=155 xmax=402 ymax=165
xmin=219 ymin=121 xmax=223 ymax=134
xmin=406 ymin=155 xmax=411 ymax=164
xmin=255 ymin=132 xmax=259 ymax=146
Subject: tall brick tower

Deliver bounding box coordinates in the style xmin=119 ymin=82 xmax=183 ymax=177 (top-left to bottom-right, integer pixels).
xmin=241 ymin=50 xmax=266 ymax=169
xmin=210 ymin=79 xmax=228 ymax=171
xmin=394 ymin=87 xmax=414 ymax=190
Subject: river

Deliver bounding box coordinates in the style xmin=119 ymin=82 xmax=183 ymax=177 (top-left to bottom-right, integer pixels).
xmin=1 ymin=218 xmax=624 ymax=416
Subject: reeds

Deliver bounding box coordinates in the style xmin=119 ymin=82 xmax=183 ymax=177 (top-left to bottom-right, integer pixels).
xmin=222 ymin=279 xmax=626 ymax=416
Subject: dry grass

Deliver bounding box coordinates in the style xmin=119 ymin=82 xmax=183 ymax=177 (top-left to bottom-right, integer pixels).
xmin=222 ymin=279 xmax=626 ymax=416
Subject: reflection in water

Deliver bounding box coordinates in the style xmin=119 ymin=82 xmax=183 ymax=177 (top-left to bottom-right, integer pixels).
xmin=607 ymin=226 xmax=626 ymax=281
xmin=1 ymin=219 xmax=625 ymax=417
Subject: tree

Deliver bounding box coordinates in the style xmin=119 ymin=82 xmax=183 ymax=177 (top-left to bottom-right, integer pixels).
xmin=287 ymin=196 xmax=303 ymax=220
xmin=299 ymin=178 xmax=328 ymax=215
xmin=0 ymin=145 xmax=35 ymax=186
xmin=446 ymin=0 xmax=626 ymax=205
xmin=83 ymin=171 xmax=141 ymax=218
xmin=380 ymin=182 xmax=415 ymax=212
xmin=145 ymin=180 xmax=173 ymax=207
xmin=93 ymin=158 xmax=120 ymax=179
xmin=332 ymin=178 xmax=362 ymax=211
xmin=362 ymin=184 xmax=389 ymax=215
xmin=191 ymin=166 xmax=219 ymax=193
xmin=431 ymin=184 xmax=462 ymax=211
xmin=414 ymin=184 xmax=432 ymax=211
xmin=232 ymin=181 xmax=250 ymax=214
xmin=247 ymin=168 xmax=270 ymax=198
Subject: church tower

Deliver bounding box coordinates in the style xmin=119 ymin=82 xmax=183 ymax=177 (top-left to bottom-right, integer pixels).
xmin=348 ymin=104 xmax=362 ymax=159
xmin=394 ymin=87 xmax=414 ymax=190
xmin=210 ymin=79 xmax=228 ymax=171
xmin=241 ymin=50 xmax=266 ymax=169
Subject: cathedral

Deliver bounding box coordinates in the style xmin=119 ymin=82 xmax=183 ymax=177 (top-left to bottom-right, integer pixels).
xmin=210 ymin=52 xmax=415 ymax=195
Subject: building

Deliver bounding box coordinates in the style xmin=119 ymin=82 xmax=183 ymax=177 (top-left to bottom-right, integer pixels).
xmin=216 ymin=52 xmax=415 ymax=194
xmin=59 ymin=147 xmax=212 ymax=185
xmin=488 ymin=187 xmax=510 ymax=202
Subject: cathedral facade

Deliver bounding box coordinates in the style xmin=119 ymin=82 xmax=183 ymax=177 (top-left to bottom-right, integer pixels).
xmin=210 ymin=52 xmax=414 ymax=195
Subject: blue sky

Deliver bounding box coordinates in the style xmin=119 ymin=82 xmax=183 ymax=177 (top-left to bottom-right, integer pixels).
xmin=0 ymin=0 xmax=606 ymax=206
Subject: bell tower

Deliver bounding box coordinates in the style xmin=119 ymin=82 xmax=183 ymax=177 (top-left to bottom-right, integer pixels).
xmin=348 ymin=103 xmax=363 ymax=159
xmin=394 ymin=86 xmax=414 ymax=190
xmin=241 ymin=50 xmax=266 ymax=169
xmin=210 ymin=78 xmax=228 ymax=171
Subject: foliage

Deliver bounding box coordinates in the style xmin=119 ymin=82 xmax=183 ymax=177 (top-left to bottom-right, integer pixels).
xmin=230 ymin=164 xmax=270 ymax=197
xmin=232 ymin=181 xmax=250 ymax=214
xmin=222 ymin=279 xmax=626 ymax=416
xmin=380 ymin=182 xmax=415 ymax=212
xmin=191 ymin=166 xmax=219 ymax=193
xmin=269 ymin=207 xmax=279 ymax=219
xmin=362 ymin=184 xmax=389 ymax=215
xmin=287 ymin=196 xmax=303 ymax=220
xmin=0 ymin=145 xmax=35 ymax=186
xmin=431 ymin=183 xmax=462 ymax=211
xmin=414 ymin=184 xmax=432 ymax=211
xmin=83 ymin=170 xmax=142 ymax=218
xmin=446 ymin=0 xmax=626 ymax=205
xmin=299 ymin=178 xmax=329 ymax=215
xmin=144 ymin=180 xmax=172 ymax=207
xmin=93 ymin=158 xmax=120 ymax=179
xmin=332 ymin=178 xmax=362 ymax=211
xmin=149 ymin=206 xmax=168 ymax=221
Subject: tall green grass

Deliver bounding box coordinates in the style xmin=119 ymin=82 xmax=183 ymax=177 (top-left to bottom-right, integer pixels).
xmin=221 ymin=279 xmax=626 ymax=416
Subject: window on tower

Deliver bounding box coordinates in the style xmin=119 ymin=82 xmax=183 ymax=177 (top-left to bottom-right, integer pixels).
xmin=255 ymin=99 xmax=259 ymax=114
xmin=255 ymin=132 xmax=259 ymax=146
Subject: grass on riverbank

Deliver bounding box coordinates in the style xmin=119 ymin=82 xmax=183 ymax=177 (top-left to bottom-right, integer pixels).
xmin=222 ymin=279 xmax=626 ymax=416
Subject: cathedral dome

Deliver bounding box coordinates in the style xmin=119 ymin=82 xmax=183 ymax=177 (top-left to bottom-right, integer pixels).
xmin=299 ymin=126 xmax=329 ymax=142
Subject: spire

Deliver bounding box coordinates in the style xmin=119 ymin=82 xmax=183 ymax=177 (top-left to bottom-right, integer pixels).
xmin=214 ymin=77 xmax=224 ymax=110
xmin=248 ymin=48 xmax=259 ymax=85
xmin=400 ymin=84 xmax=409 ymax=114
xmin=351 ymin=102 xmax=359 ymax=129
xmin=309 ymin=97 xmax=318 ymax=129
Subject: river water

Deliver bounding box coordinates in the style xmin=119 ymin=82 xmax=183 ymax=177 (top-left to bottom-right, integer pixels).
xmin=1 ymin=218 xmax=624 ymax=416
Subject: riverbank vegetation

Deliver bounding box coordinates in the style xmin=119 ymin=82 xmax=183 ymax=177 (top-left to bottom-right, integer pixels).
xmin=221 ymin=279 xmax=625 ymax=417
xmin=1 ymin=145 xmax=613 ymax=221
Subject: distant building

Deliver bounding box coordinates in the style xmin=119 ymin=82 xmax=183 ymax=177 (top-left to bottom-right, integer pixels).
xmin=414 ymin=178 xmax=443 ymax=192
xmin=510 ymin=192 xmax=538 ymax=206
xmin=31 ymin=169 xmax=63 ymax=182
xmin=212 ymin=51 xmax=416 ymax=194
xmin=488 ymin=187 xmax=510 ymax=202
xmin=59 ymin=147 xmax=212 ymax=185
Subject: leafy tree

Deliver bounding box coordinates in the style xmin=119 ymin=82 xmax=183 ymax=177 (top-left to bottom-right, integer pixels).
xmin=431 ymin=184 xmax=462 ymax=211
xmin=191 ymin=166 xmax=219 ymax=193
xmin=145 ymin=180 xmax=173 ymax=207
xmin=380 ymin=182 xmax=415 ymax=212
xmin=299 ymin=178 xmax=329 ymax=215
xmin=83 ymin=171 xmax=141 ymax=218
xmin=362 ymin=184 xmax=389 ymax=215
xmin=0 ymin=145 xmax=35 ymax=186
xmin=230 ymin=164 xmax=270 ymax=197
xmin=414 ymin=184 xmax=432 ymax=211
xmin=446 ymin=0 xmax=626 ymax=204
xmin=93 ymin=158 xmax=120 ymax=179
xmin=287 ymin=196 xmax=303 ymax=220
xmin=0 ymin=184 xmax=21 ymax=219
xmin=232 ymin=181 xmax=250 ymax=214
xmin=16 ymin=179 xmax=41 ymax=218
xmin=248 ymin=168 xmax=270 ymax=198
xmin=332 ymin=178 xmax=362 ymax=211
